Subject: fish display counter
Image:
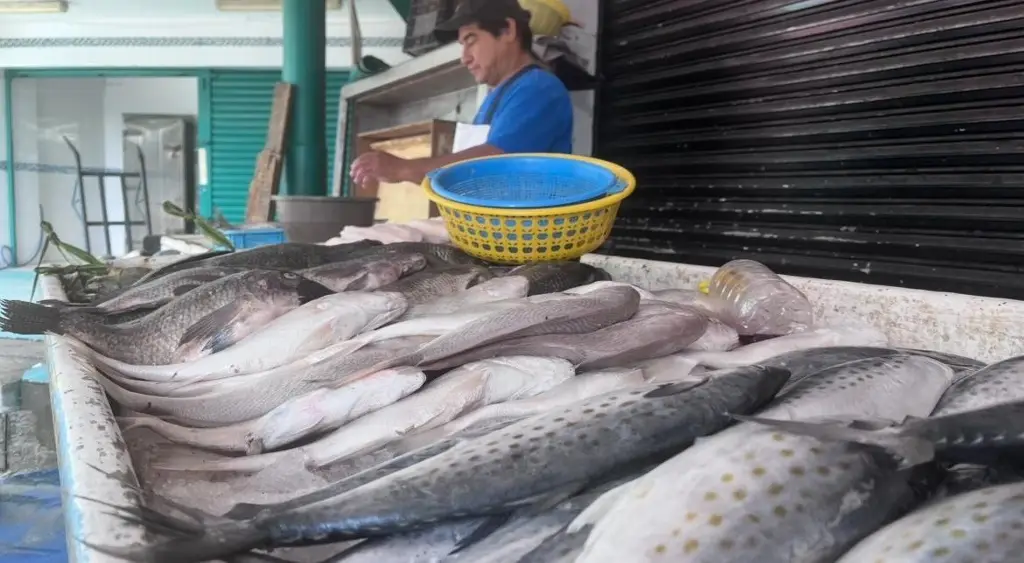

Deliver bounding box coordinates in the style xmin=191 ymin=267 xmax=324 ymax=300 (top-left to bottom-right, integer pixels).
xmin=33 ymin=245 xmax=1024 ymax=562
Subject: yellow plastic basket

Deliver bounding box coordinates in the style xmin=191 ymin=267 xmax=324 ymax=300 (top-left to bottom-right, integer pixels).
xmin=422 ymin=153 xmax=636 ymax=265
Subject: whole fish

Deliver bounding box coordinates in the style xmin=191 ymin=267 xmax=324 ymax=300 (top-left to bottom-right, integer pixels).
xmin=835 ymin=480 xmax=1024 ymax=563
xmin=389 ymin=367 xmax=651 ymax=457
xmin=570 ymin=355 xmax=957 ymax=563
xmin=505 ymin=261 xmax=611 ymax=295
xmin=118 ymin=366 xmax=427 ymax=454
xmin=737 ymin=397 xmax=1024 ymax=470
xmin=299 ymin=253 xmax=426 ymax=292
xmin=421 ymin=300 xmax=705 ymax=371
xmin=76 ymin=291 xmax=409 ymax=383
xmin=96 ymin=365 xmax=789 ymax=561
xmin=377 ymin=266 xmax=494 ymax=304
xmin=563 ymin=281 xmax=657 ymax=299
xmin=348 ymin=241 xmax=488 ymax=268
xmin=155 ymin=356 xmax=577 ymax=472
xmin=680 ymin=324 xmax=890 ymax=371
xmin=41 ymin=266 xmax=253 ymax=314
xmin=931 ymin=354 xmax=1024 ymax=416
xmin=0 ymin=270 xmax=335 ymax=365
xmin=89 ymin=337 xmax=431 ymax=427
xmin=400 ymin=276 xmax=531 ymax=319
xmin=130 ymin=240 xmax=381 ymax=287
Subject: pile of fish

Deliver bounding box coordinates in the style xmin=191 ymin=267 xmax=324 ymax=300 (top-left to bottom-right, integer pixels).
xmin=4 ymin=240 xmax=1024 ymax=563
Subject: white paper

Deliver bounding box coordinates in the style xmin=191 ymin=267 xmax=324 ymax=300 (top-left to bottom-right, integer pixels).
xmin=453 ymin=123 xmax=491 ymax=153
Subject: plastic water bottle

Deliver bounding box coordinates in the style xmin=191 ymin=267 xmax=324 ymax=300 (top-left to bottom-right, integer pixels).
xmin=706 ymin=259 xmax=814 ymax=336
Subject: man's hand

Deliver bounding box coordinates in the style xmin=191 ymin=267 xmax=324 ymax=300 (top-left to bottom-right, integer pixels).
xmin=349 ymin=151 xmax=414 ymax=188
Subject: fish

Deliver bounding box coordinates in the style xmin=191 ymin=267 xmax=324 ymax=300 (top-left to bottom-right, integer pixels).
xmin=89 ymin=337 xmax=431 ymax=427
xmin=834 ymin=480 xmax=1024 ymax=563
xmin=376 ymin=266 xmax=494 ymax=304
xmin=325 ymin=518 xmax=496 ymax=562
xmin=118 ymin=366 xmax=427 ymax=454
xmin=400 ymin=276 xmax=531 ymax=319
xmin=75 ymin=291 xmax=409 ymax=383
xmin=569 ymin=355 xmax=958 ymax=563
xmin=389 ymin=367 xmax=652 ymax=457
xmin=504 ymin=261 xmax=611 ymax=295
xmin=348 ymin=241 xmax=488 ymax=268
xmin=95 ymin=365 xmax=789 ymax=561
xmin=931 ymin=354 xmax=1024 ymax=416
xmin=563 ymin=281 xmax=657 ymax=300
xmin=299 ymin=253 xmax=427 ymax=292
xmin=679 ymin=324 xmax=890 ymax=372
xmin=687 ymin=317 xmax=740 ymax=352
xmin=0 ymin=270 xmax=335 ymax=365
xmin=420 ymin=300 xmax=706 ymax=371
xmin=39 ymin=266 xmax=253 ymax=314
xmin=155 ymin=356 xmax=577 ymax=471
xmin=130 ymin=240 xmax=382 ymax=287
xmin=736 ymin=396 xmax=1024 ymax=470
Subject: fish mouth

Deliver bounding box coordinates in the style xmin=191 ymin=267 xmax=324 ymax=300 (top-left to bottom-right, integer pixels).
xmin=297 ymin=277 xmax=337 ymax=303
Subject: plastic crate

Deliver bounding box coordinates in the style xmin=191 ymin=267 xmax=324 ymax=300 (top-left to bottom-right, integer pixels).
xmin=402 ymin=0 xmax=457 ymax=57
xmin=220 ymin=226 xmax=286 ymax=250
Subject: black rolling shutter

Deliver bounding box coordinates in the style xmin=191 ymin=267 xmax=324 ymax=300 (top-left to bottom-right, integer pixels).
xmin=594 ymin=0 xmax=1024 ymax=299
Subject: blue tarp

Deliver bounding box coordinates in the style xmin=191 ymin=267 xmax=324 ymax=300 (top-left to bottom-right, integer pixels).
xmin=0 ymin=468 xmax=67 ymax=563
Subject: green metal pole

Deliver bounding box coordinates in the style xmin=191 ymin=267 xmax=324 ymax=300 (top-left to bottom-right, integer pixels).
xmin=282 ymin=0 xmax=327 ymax=197
xmin=4 ymin=75 xmax=18 ymax=264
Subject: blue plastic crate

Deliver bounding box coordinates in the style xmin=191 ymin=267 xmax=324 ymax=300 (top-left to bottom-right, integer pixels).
xmin=220 ymin=227 xmax=286 ymax=250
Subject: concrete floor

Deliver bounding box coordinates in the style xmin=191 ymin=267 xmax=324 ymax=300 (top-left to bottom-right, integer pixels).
xmin=0 ymin=339 xmax=55 ymax=474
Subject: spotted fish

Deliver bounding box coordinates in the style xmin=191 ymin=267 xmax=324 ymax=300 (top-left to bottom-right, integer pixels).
xmin=570 ymin=354 xmax=957 ymax=563
xmin=835 ymin=480 xmax=1024 ymax=562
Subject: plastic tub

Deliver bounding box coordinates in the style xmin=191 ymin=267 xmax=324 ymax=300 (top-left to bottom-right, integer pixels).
xmin=273 ymin=195 xmax=378 ymax=244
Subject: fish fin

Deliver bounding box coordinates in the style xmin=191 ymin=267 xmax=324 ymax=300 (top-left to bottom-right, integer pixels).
xmin=177 ymin=301 xmax=250 ymax=353
xmin=297 ymin=277 xmax=336 ymax=304
xmin=642 ymin=376 xmax=710 ymax=398
xmin=447 ymin=514 xmax=513 ymax=555
xmin=79 ymin=515 xmax=263 ymax=563
xmin=504 ymin=480 xmax=590 ymax=515
xmin=568 ymin=479 xmax=638 ymax=533
xmin=0 ymin=299 xmax=66 ymax=335
xmin=732 ymin=414 xmax=935 ymax=468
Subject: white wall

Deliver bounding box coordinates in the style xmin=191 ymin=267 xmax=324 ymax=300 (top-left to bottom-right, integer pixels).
xmin=4 ymin=77 xmax=199 ymax=261
xmin=0 ymin=0 xmax=410 ymax=69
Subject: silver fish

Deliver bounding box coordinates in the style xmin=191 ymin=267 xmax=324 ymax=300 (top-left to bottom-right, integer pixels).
xmin=118 ymin=366 xmax=427 ymax=454
xmin=44 ymin=266 xmax=252 ymax=314
xmin=421 ymin=300 xmax=705 ymax=371
xmin=97 ymin=365 xmax=788 ymax=561
xmin=157 ymin=356 xmax=576 ymax=471
xmin=326 ymin=518 xmax=494 ymax=563
xmin=300 ymin=253 xmax=427 ymax=292
xmin=377 ymin=266 xmax=494 ymax=304
xmin=76 ymin=291 xmax=409 ymax=383
xmin=834 ymin=480 xmax=1024 ymax=562
xmin=400 ymin=276 xmax=531 ymax=319
xmin=571 ymin=355 xmax=957 ymax=563
xmin=0 ymin=270 xmax=334 ymax=365
xmin=89 ymin=337 xmax=430 ymax=427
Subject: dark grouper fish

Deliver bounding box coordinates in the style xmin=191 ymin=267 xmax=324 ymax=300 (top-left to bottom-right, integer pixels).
xmin=0 ymin=270 xmax=334 ymax=365
xmin=92 ymin=365 xmax=790 ymax=562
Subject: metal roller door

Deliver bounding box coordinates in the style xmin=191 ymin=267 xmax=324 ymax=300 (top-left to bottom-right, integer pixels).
xmin=595 ymin=0 xmax=1024 ymax=299
xmin=204 ymin=70 xmax=349 ymax=223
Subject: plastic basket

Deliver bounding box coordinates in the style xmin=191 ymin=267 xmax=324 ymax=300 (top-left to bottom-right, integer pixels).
xmin=423 ymin=153 xmax=636 ymax=264
xmin=219 ymin=226 xmax=286 ymax=250
xmin=426 ymin=154 xmax=627 ymax=209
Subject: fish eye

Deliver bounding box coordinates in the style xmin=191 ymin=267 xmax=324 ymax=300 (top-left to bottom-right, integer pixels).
xmin=283 ymin=272 xmax=298 ymax=279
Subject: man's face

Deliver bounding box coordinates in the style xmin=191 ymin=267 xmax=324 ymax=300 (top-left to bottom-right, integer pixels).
xmin=458 ymin=21 xmax=517 ymax=85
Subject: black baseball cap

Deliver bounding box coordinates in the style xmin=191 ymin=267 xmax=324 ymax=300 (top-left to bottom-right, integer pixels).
xmin=433 ymin=0 xmax=532 ymax=43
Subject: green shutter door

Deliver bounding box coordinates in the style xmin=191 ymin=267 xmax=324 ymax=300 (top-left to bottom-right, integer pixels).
xmin=204 ymin=69 xmax=349 ymax=223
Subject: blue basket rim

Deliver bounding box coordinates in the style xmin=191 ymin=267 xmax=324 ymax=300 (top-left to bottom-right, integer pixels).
xmin=427 ymin=156 xmax=626 ymax=209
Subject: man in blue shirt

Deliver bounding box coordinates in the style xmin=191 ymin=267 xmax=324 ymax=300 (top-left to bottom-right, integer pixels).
xmin=349 ymin=0 xmax=574 ymax=190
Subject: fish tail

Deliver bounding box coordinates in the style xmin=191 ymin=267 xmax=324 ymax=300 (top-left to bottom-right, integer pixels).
xmin=0 ymin=299 xmax=66 ymax=335
xmin=732 ymin=414 xmax=936 ymax=468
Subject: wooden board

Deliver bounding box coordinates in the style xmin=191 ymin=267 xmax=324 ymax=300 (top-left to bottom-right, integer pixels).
xmin=244 ymin=82 xmax=294 ymax=224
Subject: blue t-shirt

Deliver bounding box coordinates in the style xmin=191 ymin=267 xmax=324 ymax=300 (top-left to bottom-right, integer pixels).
xmin=473 ymin=67 xmax=574 ymax=154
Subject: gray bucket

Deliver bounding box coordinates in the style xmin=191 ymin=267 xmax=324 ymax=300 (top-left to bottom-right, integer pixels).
xmin=273 ymin=195 xmax=378 ymax=244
